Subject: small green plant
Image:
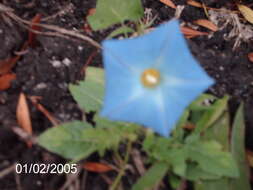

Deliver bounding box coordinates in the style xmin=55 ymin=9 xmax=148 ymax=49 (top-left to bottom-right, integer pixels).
xmin=38 ymin=0 xmax=251 ymax=189
xmin=38 ymin=67 xmax=250 ymax=190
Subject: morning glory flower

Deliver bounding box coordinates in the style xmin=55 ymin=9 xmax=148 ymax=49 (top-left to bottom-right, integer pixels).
xmin=100 ymin=20 xmax=214 ymax=137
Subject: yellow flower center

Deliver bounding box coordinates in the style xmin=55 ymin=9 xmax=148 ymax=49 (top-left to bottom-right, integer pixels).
xmin=141 ymin=68 xmax=160 ymax=88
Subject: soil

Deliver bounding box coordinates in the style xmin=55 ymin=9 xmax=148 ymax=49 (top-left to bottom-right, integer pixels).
xmin=0 ymin=0 xmax=252 ymax=189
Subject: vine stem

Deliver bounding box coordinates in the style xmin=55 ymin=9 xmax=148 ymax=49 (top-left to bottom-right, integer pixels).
xmin=110 ymin=140 xmax=132 ymax=190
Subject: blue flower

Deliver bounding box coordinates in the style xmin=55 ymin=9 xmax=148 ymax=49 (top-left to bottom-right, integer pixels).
xmin=100 ymin=20 xmax=214 ymax=137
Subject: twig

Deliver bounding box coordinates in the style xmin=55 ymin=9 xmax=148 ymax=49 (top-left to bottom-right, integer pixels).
xmin=15 ymin=171 xmax=23 ymax=190
xmin=0 ymin=3 xmax=13 ymax=12
xmin=110 ymin=141 xmax=132 ymax=190
xmin=41 ymin=3 xmax=74 ymax=22
xmin=29 ymin=96 xmax=60 ymax=126
xmin=80 ymin=170 xmax=87 ymax=190
xmin=0 ymin=164 xmax=15 ymax=179
xmin=0 ymin=3 xmax=101 ymax=49
xmin=131 ymin=149 xmax=146 ymax=175
xmin=81 ymin=50 xmax=98 ymax=75
xmin=60 ymin=165 xmax=82 ymax=190
xmin=12 ymin=126 xmax=37 ymax=144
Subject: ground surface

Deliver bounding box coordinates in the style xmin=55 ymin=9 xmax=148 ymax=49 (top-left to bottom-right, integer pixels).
xmin=0 ymin=0 xmax=253 ymax=189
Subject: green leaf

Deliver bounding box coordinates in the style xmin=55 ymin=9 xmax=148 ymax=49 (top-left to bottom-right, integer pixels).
xmin=132 ymin=162 xmax=169 ymax=190
xmin=168 ymin=174 xmax=181 ymax=189
xmin=185 ymin=163 xmax=221 ymax=180
xmin=107 ymin=26 xmax=135 ymax=38
xmin=88 ymin=0 xmax=144 ymax=30
xmin=186 ymin=140 xmax=239 ymax=178
xmin=189 ymin=93 xmax=216 ymax=111
xmin=194 ymin=178 xmax=230 ymax=190
xmin=202 ymin=111 xmax=230 ymax=150
xmin=172 ymin=109 xmax=189 ymax=141
xmin=69 ymin=67 xmax=104 ymax=112
xmin=230 ymin=103 xmax=251 ymax=190
xmin=38 ymin=121 xmax=95 ymax=160
xmin=194 ymin=96 xmax=229 ymax=133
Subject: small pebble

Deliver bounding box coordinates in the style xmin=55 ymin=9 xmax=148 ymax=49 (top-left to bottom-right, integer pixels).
xmin=78 ymin=46 xmax=83 ymax=51
xmin=62 ymin=58 xmax=72 ymax=66
xmin=35 ymin=83 xmax=47 ymax=90
xmin=219 ymin=66 xmax=224 ymax=71
xmin=36 ymin=180 xmax=42 ymax=186
xmin=50 ymin=60 xmax=61 ymax=68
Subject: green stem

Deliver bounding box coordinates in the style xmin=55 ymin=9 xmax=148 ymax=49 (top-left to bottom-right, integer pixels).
xmin=110 ymin=140 xmax=132 ymax=190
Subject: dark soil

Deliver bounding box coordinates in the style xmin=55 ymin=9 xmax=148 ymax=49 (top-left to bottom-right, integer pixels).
xmin=0 ymin=0 xmax=252 ymax=189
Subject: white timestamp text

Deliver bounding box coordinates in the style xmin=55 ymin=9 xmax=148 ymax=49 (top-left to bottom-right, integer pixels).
xmin=15 ymin=163 xmax=77 ymax=174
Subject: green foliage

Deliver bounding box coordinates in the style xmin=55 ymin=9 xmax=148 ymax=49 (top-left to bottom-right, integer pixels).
xmin=107 ymin=26 xmax=135 ymax=38
xmin=132 ymin=162 xmax=169 ymax=190
xmin=69 ymin=67 xmax=104 ymax=112
xmin=38 ymin=118 xmax=138 ymax=161
xmin=38 ymin=67 xmax=248 ymax=190
xmin=186 ymin=140 xmax=238 ymax=178
xmin=143 ymin=134 xmax=238 ymax=181
xmin=87 ymin=0 xmax=143 ymax=30
xmin=230 ymin=104 xmax=251 ymax=190
xmin=38 ymin=121 xmax=94 ymax=159
xmin=194 ymin=104 xmax=251 ymax=190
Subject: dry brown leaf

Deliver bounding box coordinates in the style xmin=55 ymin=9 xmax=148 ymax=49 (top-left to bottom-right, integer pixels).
xmin=160 ymin=0 xmax=176 ymax=9
xmin=181 ymin=26 xmax=209 ymax=37
xmin=0 ymin=73 xmax=16 ymax=90
xmin=83 ymin=162 xmax=114 ymax=173
xmin=239 ymin=5 xmax=253 ymax=23
xmin=238 ymin=4 xmax=253 ymax=24
xmin=16 ymin=93 xmax=33 ymax=146
xmin=194 ymin=19 xmax=218 ymax=32
xmin=183 ymin=124 xmax=195 ymax=130
xmin=248 ymin=52 xmax=253 ymax=62
xmin=0 ymin=41 xmax=29 ymax=75
xmin=28 ymin=13 xmax=42 ymax=47
xmin=246 ymin=150 xmax=253 ymax=167
xmin=0 ymin=56 xmax=20 ymax=75
xmin=88 ymin=8 xmax=96 ymax=16
xmin=187 ymin=0 xmax=202 ymax=8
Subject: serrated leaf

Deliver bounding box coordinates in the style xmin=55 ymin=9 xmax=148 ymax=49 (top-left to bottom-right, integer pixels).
xmin=69 ymin=67 xmax=104 ymax=112
xmin=81 ymin=127 xmax=123 ymax=156
xmin=230 ymin=103 xmax=251 ymax=190
xmin=132 ymin=162 xmax=169 ymax=190
xmin=238 ymin=4 xmax=253 ymax=24
xmin=88 ymin=0 xmax=143 ymax=30
xmin=107 ymin=26 xmax=135 ymax=38
xmin=38 ymin=121 xmax=94 ymax=159
xmin=187 ymin=140 xmax=239 ymax=178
